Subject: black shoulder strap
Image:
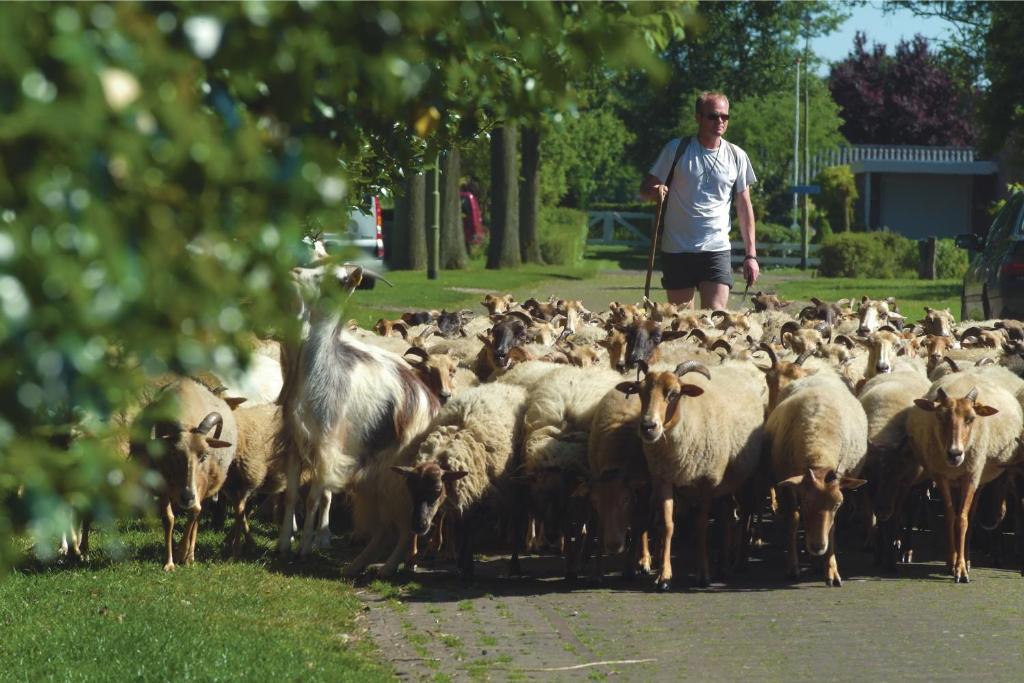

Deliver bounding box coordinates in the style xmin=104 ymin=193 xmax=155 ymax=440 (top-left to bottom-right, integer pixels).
xmin=663 ymin=136 xmax=690 ymax=190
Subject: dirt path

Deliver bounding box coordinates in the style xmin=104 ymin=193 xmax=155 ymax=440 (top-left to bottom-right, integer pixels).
xmin=359 ymin=535 xmax=1024 ymax=681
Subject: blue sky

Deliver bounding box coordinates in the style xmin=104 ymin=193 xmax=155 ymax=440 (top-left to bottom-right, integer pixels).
xmin=810 ymin=1 xmax=956 ymax=75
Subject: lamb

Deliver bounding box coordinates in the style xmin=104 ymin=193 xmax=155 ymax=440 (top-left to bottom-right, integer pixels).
xmin=615 ymin=359 xmax=766 ymax=590
xmin=520 ymin=365 xmax=625 ymax=578
xmin=857 ymin=364 xmax=931 ymax=571
xmin=765 ymin=369 xmax=868 ymax=587
xmin=133 ymin=377 xmax=238 ymax=571
xmin=391 ymin=383 xmax=530 ymax=578
xmin=906 ymin=372 xmax=1023 ymax=582
xmin=586 ymin=386 xmax=651 ymax=579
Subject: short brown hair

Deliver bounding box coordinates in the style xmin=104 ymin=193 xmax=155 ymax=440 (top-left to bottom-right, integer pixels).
xmin=695 ymin=91 xmax=729 ymax=114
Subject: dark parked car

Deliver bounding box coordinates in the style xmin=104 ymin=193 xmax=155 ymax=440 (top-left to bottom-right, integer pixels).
xmin=957 ymin=189 xmax=1024 ymax=321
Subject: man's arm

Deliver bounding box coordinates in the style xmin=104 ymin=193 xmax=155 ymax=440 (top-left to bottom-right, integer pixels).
xmin=735 ymin=187 xmax=760 ymax=284
xmin=639 ymin=174 xmax=668 ymax=203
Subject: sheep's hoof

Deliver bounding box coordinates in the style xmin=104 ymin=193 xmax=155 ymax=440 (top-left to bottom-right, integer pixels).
xmin=956 ymin=573 xmax=970 ymax=584
xmin=163 ymin=562 xmax=175 ymax=572
xmin=829 ymin=577 xmax=842 ymax=588
xmin=655 ymin=579 xmax=671 ymax=593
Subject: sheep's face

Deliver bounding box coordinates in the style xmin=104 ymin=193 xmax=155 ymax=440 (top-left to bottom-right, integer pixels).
xmin=763 ymin=360 xmax=812 ymax=414
xmin=856 ymin=298 xmax=890 ymax=335
xmin=408 ymin=351 xmax=458 ymax=404
xmin=617 ymin=372 xmax=704 ymax=444
xmin=599 ymin=329 xmax=628 ymax=372
xmin=778 ymin=468 xmax=865 ymax=556
xmin=918 ymin=307 xmax=955 ymax=337
xmin=913 ymin=387 xmax=998 ymax=467
xmin=153 ymin=417 xmax=232 ymax=511
xmin=782 ymin=328 xmax=823 ymax=355
xmin=480 ymin=318 xmax=529 ymax=370
xmin=481 ymin=294 xmax=515 ymax=315
xmin=865 ymin=331 xmax=903 ymax=377
xmin=392 ymin=463 xmax=467 ymax=536
xmin=924 ymin=335 xmax=955 ymax=374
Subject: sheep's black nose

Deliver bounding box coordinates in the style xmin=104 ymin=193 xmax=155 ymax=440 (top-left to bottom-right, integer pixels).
xmin=641 ymin=420 xmax=658 ymax=432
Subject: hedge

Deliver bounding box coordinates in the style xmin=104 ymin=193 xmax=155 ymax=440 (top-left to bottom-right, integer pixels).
xmin=539 ymin=206 xmax=588 ymax=265
xmin=817 ymin=231 xmax=968 ymax=279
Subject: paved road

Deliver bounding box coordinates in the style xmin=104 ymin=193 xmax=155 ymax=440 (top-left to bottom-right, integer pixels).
xmin=360 ymin=528 xmax=1024 ymax=682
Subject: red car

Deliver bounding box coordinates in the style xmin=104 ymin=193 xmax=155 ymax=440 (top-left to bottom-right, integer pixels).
xmin=460 ymin=191 xmax=486 ymax=247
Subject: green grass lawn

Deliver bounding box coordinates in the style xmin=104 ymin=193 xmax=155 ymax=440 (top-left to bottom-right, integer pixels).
xmin=773 ymin=276 xmax=962 ymax=323
xmin=0 ymin=520 xmax=390 ymax=682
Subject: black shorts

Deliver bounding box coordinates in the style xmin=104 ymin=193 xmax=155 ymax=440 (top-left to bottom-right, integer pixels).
xmin=660 ymin=250 xmax=735 ymax=290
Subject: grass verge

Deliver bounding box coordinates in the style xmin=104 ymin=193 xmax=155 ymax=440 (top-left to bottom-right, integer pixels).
xmin=773 ymin=277 xmax=961 ymax=322
xmin=0 ymin=519 xmax=390 ymax=682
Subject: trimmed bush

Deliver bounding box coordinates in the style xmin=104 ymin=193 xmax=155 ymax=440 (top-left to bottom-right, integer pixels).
xmin=539 ymin=206 xmax=588 ymax=265
xmin=817 ymin=231 xmax=918 ymax=278
xmin=935 ymin=238 xmax=969 ymax=279
xmin=757 ymin=222 xmax=800 ymax=243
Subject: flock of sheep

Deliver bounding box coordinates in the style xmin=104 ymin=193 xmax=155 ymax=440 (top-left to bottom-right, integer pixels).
xmin=59 ymin=242 xmax=1024 ymax=591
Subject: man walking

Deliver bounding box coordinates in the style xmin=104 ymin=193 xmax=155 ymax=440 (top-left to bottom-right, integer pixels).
xmin=640 ymin=91 xmax=758 ymax=310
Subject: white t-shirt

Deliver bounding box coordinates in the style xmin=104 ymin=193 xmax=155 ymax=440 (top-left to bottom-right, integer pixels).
xmin=648 ymin=137 xmax=756 ymax=253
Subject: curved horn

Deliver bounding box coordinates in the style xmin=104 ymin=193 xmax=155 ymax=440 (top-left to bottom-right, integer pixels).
xmin=795 ymin=350 xmax=814 ymax=366
xmin=686 ymin=328 xmax=708 ymax=344
xmin=943 ymin=356 xmax=961 ymax=372
xmin=834 ymin=334 xmax=855 ymax=349
xmin=194 ymin=412 xmax=224 ymax=439
xmin=710 ymin=338 xmax=733 ymax=354
xmin=506 ymin=310 xmax=535 ymax=326
xmin=878 ymin=324 xmax=898 ymax=333
xmin=674 ymin=360 xmax=712 ymax=381
xmin=958 ymin=326 xmax=985 ymax=342
xmin=758 ymin=342 xmax=780 ymax=368
xmin=965 ymin=386 xmax=979 ymax=402
xmin=780 ymin=320 xmax=801 ymax=337
xmin=642 ymin=296 xmax=655 ymax=310
xmin=404 ymin=347 xmax=430 ymax=364
xmin=815 ymin=321 xmax=832 ymax=340
xmin=976 ymin=356 xmax=996 ymax=367
xmin=348 ymin=264 xmax=393 ymax=287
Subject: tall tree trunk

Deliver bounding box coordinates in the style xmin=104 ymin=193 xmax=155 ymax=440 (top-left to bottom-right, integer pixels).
xmin=519 ymin=126 xmax=543 ymax=264
xmin=387 ymin=188 xmax=409 ymax=270
xmin=407 ymin=171 xmax=427 ymax=270
xmin=440 ymin=148 xmax=467 ymax=270
xmin=487 ymin=124 xmax=521 ymax=270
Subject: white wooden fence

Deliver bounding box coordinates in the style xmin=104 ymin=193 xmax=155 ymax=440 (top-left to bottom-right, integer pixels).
xmin=587 ymin=211 xmax=820 ymax=267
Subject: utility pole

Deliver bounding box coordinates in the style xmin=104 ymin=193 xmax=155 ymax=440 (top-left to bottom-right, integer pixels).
xmin=428 ymin=150 xmax=440 ymax=280
xmin=792 ymin=56 xmax=801 ymax=257
xmin=802 ymin=44 xmax=810 ymax=271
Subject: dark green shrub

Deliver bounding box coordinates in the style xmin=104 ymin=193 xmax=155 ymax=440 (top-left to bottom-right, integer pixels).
xmin=758 ymin=222 xmax=800 ymax=243
xmin=539 ymin=206 xmax=588 ymax=264
xmin=934 ymin=238 xmax=968 ymax=279
xmin=817 ymin=231 xmax=918 ymax=278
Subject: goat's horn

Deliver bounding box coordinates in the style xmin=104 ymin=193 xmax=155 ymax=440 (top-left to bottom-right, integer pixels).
xmin=795 ymin=350 xmax=814 ymax=365
xmin=674 ymin=361 xmax=712 ymax=381
xmin=404 ymin=347 xmax=430 ymax=363
xmin=834 ymin=334 xmax=855 ymax=349
xmin=943 ymin=356 xmax=960 ymax=372
xmin=686 ymin=328 xmax=708 ymax=343
xmin=345 ymin=264 xmax=393 ymax=287
xmin=758 ymin=342 xmax=780 ymax=367
xmin=506 ymin=310 xmax=535 ymax=325
xmin=709 ymin=338 xmax=733 ymax=354
xmin=193 ymin=412 xmax=224 ymax=439
xmin=976 ymin=356 xmax=996 ymax=367
xmin=958 ymin=326 xmax=985 ymax=341
xmin=710 ymin=309 xmax=728 ymax=320
xmin=965 ymin=386 xmax=979 ymax=402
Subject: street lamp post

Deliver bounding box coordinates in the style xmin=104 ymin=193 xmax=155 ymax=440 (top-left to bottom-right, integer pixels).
xmin=792 ymin=57 xmax=801 ymax=256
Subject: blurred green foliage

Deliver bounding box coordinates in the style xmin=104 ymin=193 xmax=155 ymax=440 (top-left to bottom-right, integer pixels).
xmin=816 ymin=165 xmax=858 ymax=233
xmin=0 ymin=2 xmax=693 ymax=570
xmin=817 ymin=231 xmax=919 ymax=278
xmin=538 ymin=207 xmax=588 ymax=265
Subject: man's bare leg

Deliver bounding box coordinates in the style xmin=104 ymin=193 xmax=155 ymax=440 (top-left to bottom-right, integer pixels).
xmin=698 ymin=282 xmax=730 ymax=310
xmin=666 ymin=288 xmax=696 ymax=308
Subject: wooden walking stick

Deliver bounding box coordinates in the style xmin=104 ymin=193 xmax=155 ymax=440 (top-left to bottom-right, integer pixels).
xmin=643 ymin=193 xmax=666 ymax=300
xmin=643 ymin=137 xmax=689 ymax=300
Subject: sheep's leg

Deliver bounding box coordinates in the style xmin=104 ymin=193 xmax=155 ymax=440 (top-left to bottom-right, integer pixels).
xmin=457 ymin=512 xmax=475 ymax=580
xmin=408 ymin=534 xmax=420 ymax=572
xmin=825 ymin=523 xmax=842 ymax=587
xmin=230 ymin=492 xmax=251 ymax=558
xmin=78 ymin=515 xmax=92 ymax=562
xmin=178 ymin=508 xmax=200 ymax=566
xmin=936 ymin=478 xmax=958 ymax=574
xmin=161 ymin=497 xmax=176 ymax=572
xmin=380 ymin=522 xmax=412 ymax=578
xmin=314 ymin=490 xmax=333 ymax=549
xmin=343 ymin=531 xmax=387 ymax=578
xmin=276 ymin=455 xmax=301 ymax=554
xmin=653 ymin=479 xmax=674 ymax=592
xmin=954 ymin=481 xmax=977 ymax=583
xmin=298 ymin=483 xmax=325 ymax=556
xmin=638 ymin=530 xmax=652 ymax=575
xmin=509 ymin=506 xmax=527 ymax=576
xmin=695 ymin=493 xmax=712 ymax=588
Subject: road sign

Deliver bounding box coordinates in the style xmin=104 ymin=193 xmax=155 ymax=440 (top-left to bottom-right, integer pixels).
xmin=790 ymin=184 xmax=821 ymax=195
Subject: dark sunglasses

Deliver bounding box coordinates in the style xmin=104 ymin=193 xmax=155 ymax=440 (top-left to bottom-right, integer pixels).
xmin=705 ymin=113 xmax=730 ymax=122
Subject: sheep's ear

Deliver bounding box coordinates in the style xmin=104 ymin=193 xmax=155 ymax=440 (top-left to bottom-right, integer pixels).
xmin=974 ymin=403 xmax=999 ymax=417
xmin=776 ymin=474 xmax=805 ymax=489
xmin=914 ymin=398 xmax=937 ymax=412
xmin=224 ymin=397 xmax=247 ymax=410
xmin=206 ymin=438 xmax=232 ymax=449
xmin=615 ymin=381 xmax=640 ymax=396
xmin=442 ymin=470 xmax=469 ymax=482
xmin=679 ymin=384 xmax=704 ymax=397
xmin=839 ymin=476 xmax=867 ymax=490
xmin=391 ymin=465 xmax=416 ymax=477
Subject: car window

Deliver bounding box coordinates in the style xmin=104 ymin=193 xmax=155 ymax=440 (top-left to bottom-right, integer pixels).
xmin=986 ymin=192 xmax=1024 ymax=247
